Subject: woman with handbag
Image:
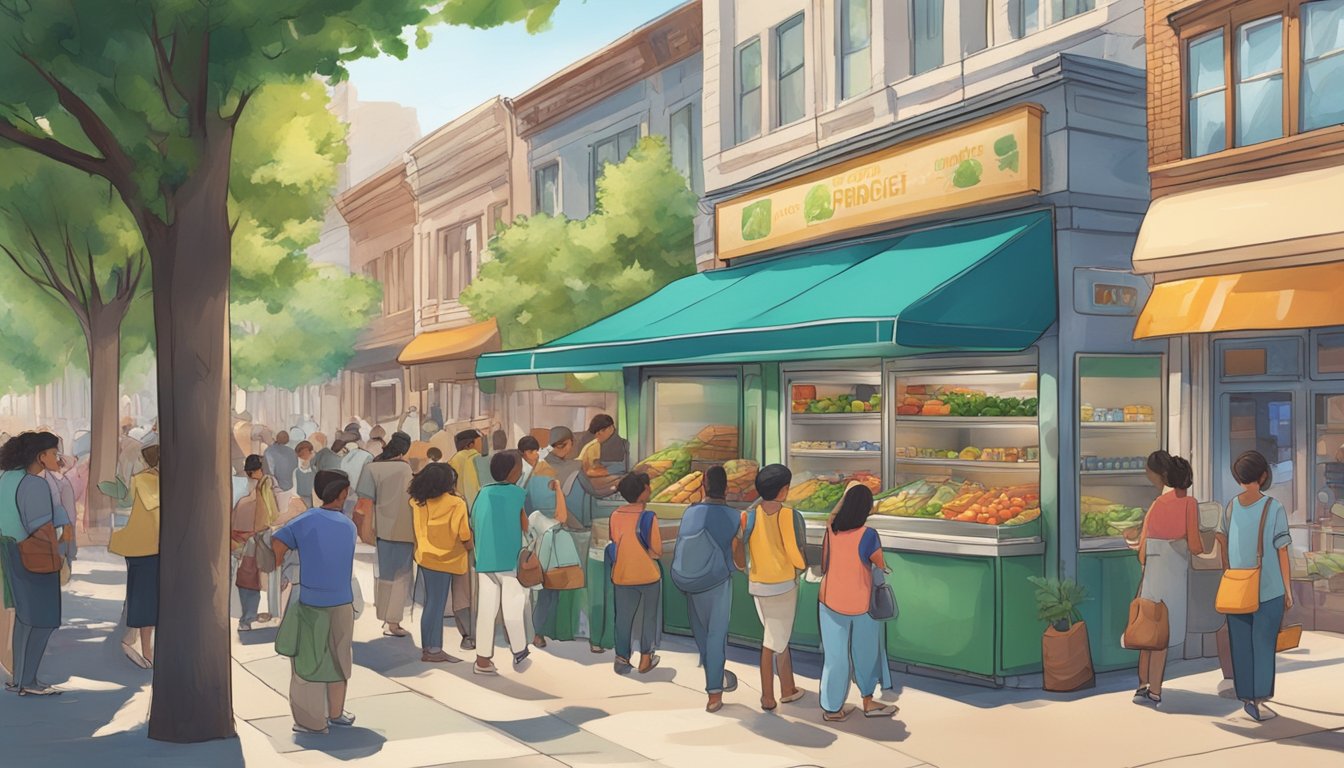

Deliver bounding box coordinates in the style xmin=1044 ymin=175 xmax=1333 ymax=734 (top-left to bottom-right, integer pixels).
xmin=0 ymin=432 xmax=64 ymax=696
xmin=1221 ymin=451 xmax=1293 ymax=722
xmin=1132 ymin=454 xmax=1202 ymax=706
xmin=818 ymin=484 xmax=897 ymax=722
xmin=409 ymin=462 xmax=472 ymax=663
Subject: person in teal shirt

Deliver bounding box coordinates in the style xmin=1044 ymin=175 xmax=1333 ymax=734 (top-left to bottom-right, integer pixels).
xmin=470 ymin=451 xmax=529 ymax=676
xmin=1218 ymin=451 xmax=1293 ymax=722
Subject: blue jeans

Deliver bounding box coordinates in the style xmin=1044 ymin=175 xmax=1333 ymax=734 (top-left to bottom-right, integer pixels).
xmin=533 ymin=589 xmax=559 ymax=637
xmin=819 ymin=604 xmax=884 ymax=713
xmin=11 ymin=622 xmax=55 ymax=689
xmin=613 ymin=582 xmax=660 ymax=660
xmin=239 ymin=588 xmax=260 ymax=626
xmin=420 ymin=568 xmax=454 ymax=651
xmin=686 ymin=581 xmax=732 ymax=693
xmin=1227 ymin=595 xmax=1285 ymax=702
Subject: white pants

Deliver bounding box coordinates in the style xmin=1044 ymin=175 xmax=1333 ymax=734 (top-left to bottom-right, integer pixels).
xmin=475 ymin=571 xmax=528 ymax=659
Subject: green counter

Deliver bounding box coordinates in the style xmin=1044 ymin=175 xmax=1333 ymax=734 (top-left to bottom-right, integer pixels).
xmin=1077 ymin=549 xmax=1142 ymax=672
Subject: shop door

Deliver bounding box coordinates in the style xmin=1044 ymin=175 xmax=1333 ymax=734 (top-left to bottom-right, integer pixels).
xmin=1215 ymin=392 xmax=1300 ymax=522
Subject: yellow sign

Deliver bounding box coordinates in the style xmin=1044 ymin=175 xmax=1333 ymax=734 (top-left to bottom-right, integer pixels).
xmin=716 ymin=105 xmax=1043 ymax=260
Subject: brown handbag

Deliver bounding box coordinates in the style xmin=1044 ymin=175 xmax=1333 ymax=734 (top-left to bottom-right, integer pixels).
xmin=1122 ymin=559 xmax=1170 ymax=651
xmin=517 ymin=547 xmax=544 ymax=588
xmin=235 ymin=553 xmax=262 ymax=591
xmin=17 ymin=522 xmax=63 ymax=574
xmin=542 ymin=564 xmax=585 ymax=590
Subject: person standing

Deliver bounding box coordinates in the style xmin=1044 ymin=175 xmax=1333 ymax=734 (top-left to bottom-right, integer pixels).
xmin=233 ymin=454 xmax=279 ymax=631
xmin=354 ymin=432 xmax=416 ymax=638
xmin=294 ymin=441 xmax=317 ymax=509
xmin=608 ymin=473 xmax=663 ymax=676
xmin=471 ymin=451 xmax=530 ymax=675
xmin=409 ymin=463 xmax=471 ymax=663
xmin=109 ymin=445 xmax=161 ymax=670
xmin=1134 ymin=455 xmax=1202 ymax=706
xmin=266 ymin=430 xmax=300 ymax=507
xmin=447 ymin=428 xmax=485 ymax=651
xmin=0 ymin=432 xmax=64 ymax=695
xmin=525 ymin=458 xmax=571 ymax=650
xmin=339 ymin=432 xmax=374 ymax=518
xmin=272 ymin=470 xmax=359 ymax=735
xmin=1221 ymin=450 xmax=1293 ymax=722
xmin=818 ymin=485 xmax=896 ymax=722
xmin=673 ymin=465 xmax=740 ymax=712
xmin=449 ymin=430 xmax=485 ymax=507
xmin=738 ymin=464 xmax=806 ymax=711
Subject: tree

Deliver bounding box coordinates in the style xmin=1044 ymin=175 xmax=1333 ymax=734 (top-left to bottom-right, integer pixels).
xmin=0 ymin=80 xmax=353 ymax=533
xmin=462 ymin=136 xmax=698 ymax=349
xmin=0 ymin=1 xmax=561 ymax=742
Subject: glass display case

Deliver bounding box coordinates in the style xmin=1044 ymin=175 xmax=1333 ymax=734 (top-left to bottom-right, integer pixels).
xmin=783 ymin=367 xmax=883 ymax=516
xmin=1076 ymin=355 xmax=1165 ymax=549
xmin=1305 ymin=392 xmax=1344 ymax=630
xmin=875 ymin=364 xmax=1041 ymax=538
xmin=634 ymin=368 xmax=757 ymax=506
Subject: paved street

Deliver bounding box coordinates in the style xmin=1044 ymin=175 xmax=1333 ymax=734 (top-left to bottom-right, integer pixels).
xmin=3 ymin=548 xmax=1342 ymax=768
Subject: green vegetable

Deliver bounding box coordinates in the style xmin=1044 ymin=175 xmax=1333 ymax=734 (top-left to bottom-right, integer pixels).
xmin=741 ymin=199 xmax=772 ymax=241
xmin=981 ymin=407 xmax=1002 ymax=417
xmin=994 ymin=134 xmax=1018 ymax=157
xmin=952 ymin=159 xmax=983 ymax=188
xmin=998 ymin=151 xmax=1020 ymax=173
xmin=803 ymin=184 xmax=835 ymax=224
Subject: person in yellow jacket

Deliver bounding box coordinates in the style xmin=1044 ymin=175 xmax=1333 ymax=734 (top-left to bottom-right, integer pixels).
xmin=409 ymin=463 xmax=472 ymax=663
xmin=445 ymin=430 xmax=484 ymax=650
xmin=109 ymin=445 xmax=160 ymax=669
xmin=736 ymin=464 xmax=807 ymax=711
xmin=447 ymin=430 xmax=484 ymax=506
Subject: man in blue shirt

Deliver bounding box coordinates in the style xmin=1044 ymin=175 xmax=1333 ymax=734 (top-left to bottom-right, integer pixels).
xmin=673 ymin=465 xmax=740 ymax=712
xmin=272 ymin=470 xmax=358 ymax=735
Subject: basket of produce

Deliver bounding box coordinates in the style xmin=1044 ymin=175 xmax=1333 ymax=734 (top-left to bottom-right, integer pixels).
xmin=723 ymin=459 xmax=759 ymax=504
xmin=635 ymin=444 xmax=693 ymax=497
xmin=1080 ymin=495 xmax=1145 ymax=538
xmin=653 ymin=471 xmax=706 ymax=505
xmin=684 ymin=425 xmax=739 ymax=462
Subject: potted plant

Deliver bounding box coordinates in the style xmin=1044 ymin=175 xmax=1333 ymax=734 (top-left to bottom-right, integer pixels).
xmin=1028 ymin=576 xmax=1095 ymax=692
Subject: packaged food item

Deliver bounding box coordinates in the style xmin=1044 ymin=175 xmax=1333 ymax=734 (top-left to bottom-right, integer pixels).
xmin=1080 ymin=404 xmax=1094 ymax=421
xmin=1005 ymin=447 xmax=1020 ymax=463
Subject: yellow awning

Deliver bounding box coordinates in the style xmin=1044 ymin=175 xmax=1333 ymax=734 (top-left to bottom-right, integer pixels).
xmin=1133 ymin=166 xmax=1344 ymax=276
xmin=1134 ymin=262 xmax=1344 ymax=339
xmin=398 ymin=319 xmax=501 ymax=390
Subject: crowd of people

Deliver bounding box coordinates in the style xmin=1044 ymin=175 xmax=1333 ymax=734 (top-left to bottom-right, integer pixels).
xmin=0 ymin=418 xmax=1300 ymax=729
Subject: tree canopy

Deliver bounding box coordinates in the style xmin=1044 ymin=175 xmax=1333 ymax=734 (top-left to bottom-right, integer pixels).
xmin=461 ymin=136 xmax=698 ymax=349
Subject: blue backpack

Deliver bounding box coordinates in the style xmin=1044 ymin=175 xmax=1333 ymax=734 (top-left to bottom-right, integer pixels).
xmin=604 ymin=509 xmax=656 ymax=568
xmin=670 ymin=505 xmax=732 ymax=594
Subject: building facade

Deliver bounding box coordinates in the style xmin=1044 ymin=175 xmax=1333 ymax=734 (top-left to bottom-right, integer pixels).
xmin=1135 ymin=0 xmax=1344 ymax=633
xmin=334 ymin=163 xmax=418 ymax=431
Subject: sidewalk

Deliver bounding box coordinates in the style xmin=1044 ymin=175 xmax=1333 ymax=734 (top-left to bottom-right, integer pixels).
xmin=3 ymin=549 xmax=1342 ymax=767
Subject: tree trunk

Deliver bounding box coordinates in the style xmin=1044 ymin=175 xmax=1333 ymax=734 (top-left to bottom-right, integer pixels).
xmin=146 ymin=134 xmax=237 ymax=743
xmin=85 ymin=317 xmax=120 ymax=533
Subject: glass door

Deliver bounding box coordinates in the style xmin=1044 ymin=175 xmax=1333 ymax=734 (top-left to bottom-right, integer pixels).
xmin=1217 ymin=391 xmax=1298 ymax=523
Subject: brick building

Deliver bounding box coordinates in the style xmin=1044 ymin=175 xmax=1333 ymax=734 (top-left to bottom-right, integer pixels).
xmin=1133 ymin=0 xmax=1344 ymax=632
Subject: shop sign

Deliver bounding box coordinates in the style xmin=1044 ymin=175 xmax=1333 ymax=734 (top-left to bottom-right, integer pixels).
xmin=716 ymin=105 xmax=1043 ymax=261
xmin=1073 ymin=268 xmax=1149 ymax=317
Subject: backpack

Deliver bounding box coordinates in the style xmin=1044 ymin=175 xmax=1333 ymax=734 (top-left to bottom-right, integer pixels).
xmin=670 ymin=506 xmax=732 ymax=594
xmin=740 ymin=503 xmax=810 ymax=572
xmin=605 ymin=509 xmax=656 ymax=569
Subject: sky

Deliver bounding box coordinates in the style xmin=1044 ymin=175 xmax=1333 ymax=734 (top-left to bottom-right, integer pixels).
xmin=345 ymin=0 xmax=689 ymax=134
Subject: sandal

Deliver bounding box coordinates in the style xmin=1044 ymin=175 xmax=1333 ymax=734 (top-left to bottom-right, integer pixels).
xmin=706 ymin=699 xmax=724 ymax=714
xmin=780 ymin=689 xmax=805 ymax=704
xmin=638 ymin=655 xmax=661 ymax=674
xmin=863 ymin=703 xmax=898 ymax=718
xmin=823 ymin=707 xmax=851 ymax=722
xmin=761 ymin=699 xmax=777 ymax=712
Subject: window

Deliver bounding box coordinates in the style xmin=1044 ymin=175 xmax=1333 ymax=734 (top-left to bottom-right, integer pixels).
xmin=669 ymin=103 xmax=703 ymax=194
xmin=1302 ymin=0 xmax=1344 ymax=131
xmin=736 ymin=39 xmax=762 ymax=143
xmin=1052 ymin=0 xmax=1095 ymax=22
xmin=393 ymin=242 xmax=410 ymax=312
xmin=1009 ymin=0 xmax=1043 ymax=39
xmin=363 ymin=246 xmax=411 ymax=315
xmin=912 ymin=0 xmax=945 ymax=75
xmin=839 ymin=0 xmax=872 ymax=101
xmin=590 ymin=125 xmax=640 ymax=208
xmin=1187 ymin=30 xmax=1228 ymax=157
xmin=488 ymin=202 xmax=509 ymax=239
xmin=776 ymin=14 xmax=806 ymax=126
xmin=436 ymin=221 xmax=477 ymax=302
xmin=1236 ymin=16 xmax=1285 ymax=147
xmin=533 ymin=162 xmax=559 ymax=217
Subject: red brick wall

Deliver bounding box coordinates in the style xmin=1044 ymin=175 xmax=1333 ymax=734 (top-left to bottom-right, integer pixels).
xmin=1146 ymin=0 xmax=1191 ymax=169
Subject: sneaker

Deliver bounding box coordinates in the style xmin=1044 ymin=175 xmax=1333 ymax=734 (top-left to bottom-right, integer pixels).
xmin=1133 ymin=685 xmax=1150 ymax=701
xmin=327 ymin=712 xmax=356 ymax=727
xmin=613 ymin=657 xmax=633 ymax=675
xmin=473 ymin=661 xmax=499 ymax=676
xmin=513 ymin=648 xmax=531 ymax=666
xmin=723 ymin=670 xmax=739 ymax=693
xmin=1244 ymin=701 xmax=1265 ymax=722
xmin=382 ymin=625 xmax=409 ymax=638
xmin=422 ymin=650 xmax=460 ymax=663
xmin=256 ymin=613 xmax=274 ymax=623
xmin=18 ymin=685 xmax=62 ymax=696
xmin=292 ymin=723 xmax=329 ymax=735
xmin=460 ymin=638 xmax=476 ymax=651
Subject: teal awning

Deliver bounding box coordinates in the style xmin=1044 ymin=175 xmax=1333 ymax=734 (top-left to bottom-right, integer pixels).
xmin=477 ymin=212 xmax=1055 ymax=377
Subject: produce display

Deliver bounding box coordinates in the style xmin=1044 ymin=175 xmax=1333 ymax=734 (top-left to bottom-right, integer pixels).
xmin=634 ymin=424 xmax=739 ymax=498
xmin=792 ymin=392 xmax=881 ymax=414
xmin=895 ymin=445 xmax=1036 ymax=463
xmin=723 ymin=459 xmax=759 ymax=503
xmin=1305 ymin=551 xmax=1344 ymax=580
xmin=653 ymin=471 xmax=705 ymax=504
xmin=787 ymin=471 xmax=882 ymax=512
xmin=874 ymin=479 xmax=1041 ymax=526
xmin=1081 ymin=403 xmax=1155 ymax=423
xmin=685 ymin=424 xmax=739 ymax=461
xmin=1080 ymin=495 xmax=1146 ymax=538
xmin=791 ymin=440 xmax=881 ymax=452
xmin=895 ymin=385 xmax=1037 ymax=418
xmin=635 ymin=445 xmax=693 ymax=496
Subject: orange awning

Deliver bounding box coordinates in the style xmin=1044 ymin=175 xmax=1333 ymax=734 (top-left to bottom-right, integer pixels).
xmin=1134 ymin=262 xmax=1344 ymax=339
xmin=398 ymin=318 xmax=501 ymax=390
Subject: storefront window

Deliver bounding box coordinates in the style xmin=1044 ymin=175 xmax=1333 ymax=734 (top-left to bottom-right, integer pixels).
xmin=637 ymin=373 xmax=751 ymax=504
xmin=784 ymin=370 xmax=882 ymax=517
xmin=839 ymin=0 xmax=872 ymax=101
xmin=1308 ymin=394 xmax=1344 ymax=616
xmin=1077 ymin=356 xmax=1164 ymax=546
xmin=1302 ymin=0 xmax=1344 ymax=131
xmin=1236 ymin=16 xmax=1286 ymax=147
xmin=1220 ymin=391 xmax=1298 ymax=523
xmin=1188 ymin=30 xmax=1228 ymax=158
xmin=880 ymin=367 xmax=1040 ymax=534
xmin=1217 ymin=337 xmax=1302 ymax=380
xmin=1316 ymin=331 xmax=1344 ymax=376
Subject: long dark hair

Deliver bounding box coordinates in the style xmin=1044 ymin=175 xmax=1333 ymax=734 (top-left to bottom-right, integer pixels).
xmin=409 ymin=462 xmax=458 ymax=504
xmin=831 ymin=485 xmax=874 ymax=533
xmin=0 ymin=431 xmax=59 ymax=471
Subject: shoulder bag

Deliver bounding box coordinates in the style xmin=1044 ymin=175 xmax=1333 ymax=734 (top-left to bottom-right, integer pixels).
xmin=18 ymin=521 xmax=63 ymax=574
xmin=1215 ymin=498 xmax=1271 ymax=615
xmin=1122 ymin=554 xmax=1169 ymax=650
